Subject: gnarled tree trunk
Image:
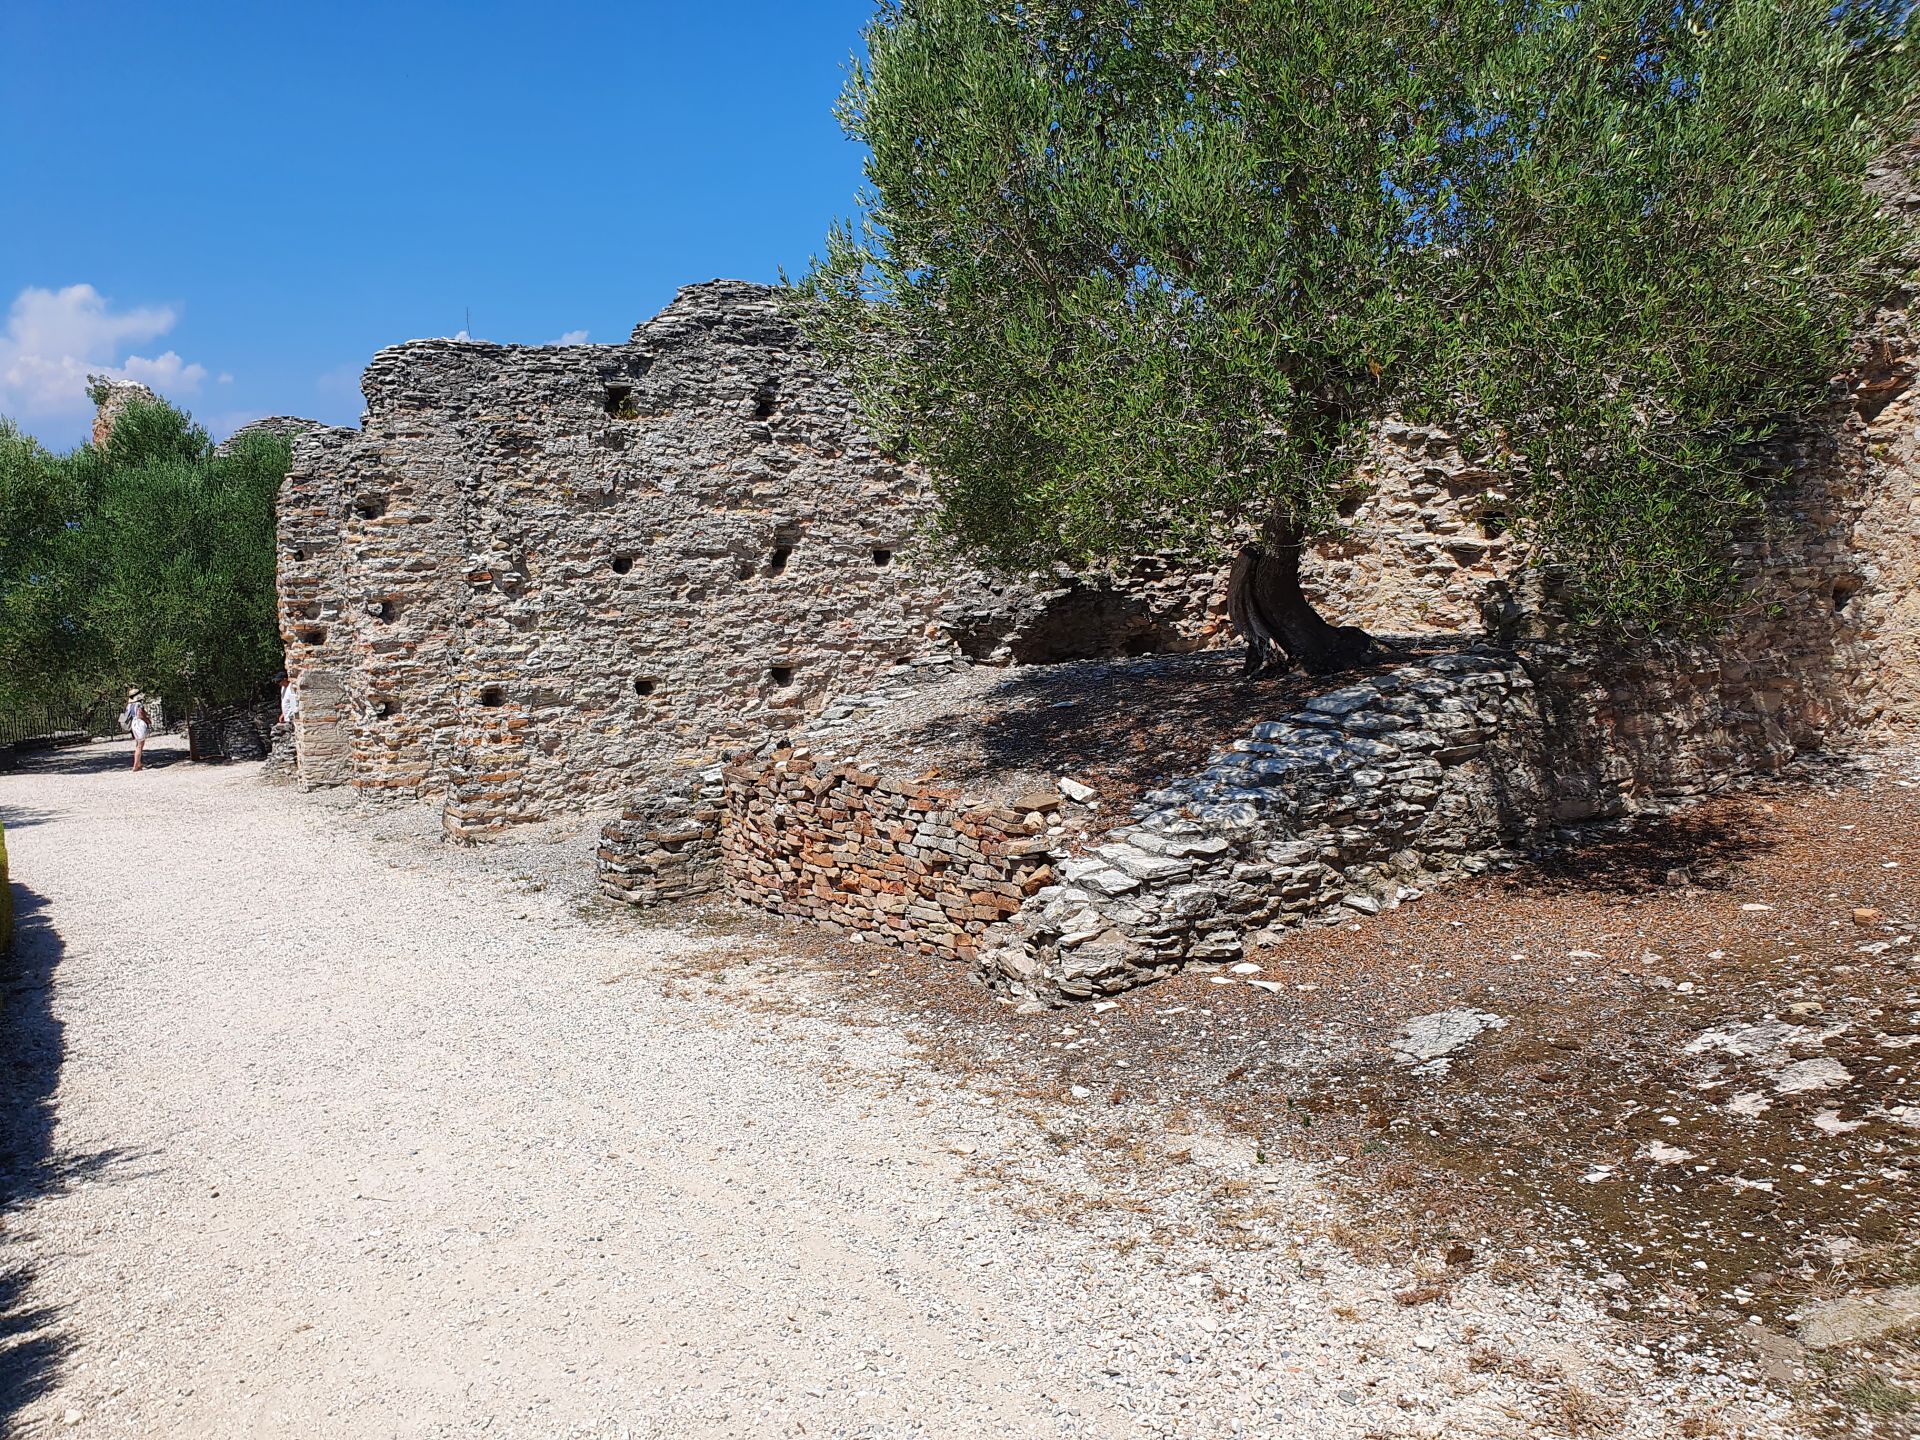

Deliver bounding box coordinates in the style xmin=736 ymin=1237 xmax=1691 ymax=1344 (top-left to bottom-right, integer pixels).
xmin=1226 ymin=526 xmax=1373 ymax=677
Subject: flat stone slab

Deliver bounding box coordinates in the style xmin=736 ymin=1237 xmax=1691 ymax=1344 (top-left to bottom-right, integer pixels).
xmin=1391 ymin=1009 xmax=1509 ymax=1064
xmin=1798 ymin=1287 xmax=1920 ymax=1350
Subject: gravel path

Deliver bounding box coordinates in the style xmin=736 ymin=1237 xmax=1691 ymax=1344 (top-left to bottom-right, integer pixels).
xmin=0 ymin=738 xmax=1805 ymax=1438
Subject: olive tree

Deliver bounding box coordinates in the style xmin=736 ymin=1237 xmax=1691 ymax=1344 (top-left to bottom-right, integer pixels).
xmin=796 ymin=0 xmax=1918 ymax=672
xmin=0 ymin=394 xmax=289 ymax=725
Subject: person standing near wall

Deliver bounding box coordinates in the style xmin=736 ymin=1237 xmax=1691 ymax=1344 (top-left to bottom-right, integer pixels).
xmin=122 ymin=688 xmax=151 ymax=771
xmin=278 ymin=670 xmax=299 ymax=728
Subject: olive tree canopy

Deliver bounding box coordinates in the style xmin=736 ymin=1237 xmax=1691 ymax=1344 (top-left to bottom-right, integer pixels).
xmin=796 ymin=0 xmax=1919 ymax=672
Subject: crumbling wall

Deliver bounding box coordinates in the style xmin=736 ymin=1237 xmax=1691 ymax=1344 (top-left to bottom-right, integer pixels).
xmin=281 ymin=281 xmax=1227 ymax=836
xmin=87 ymin=377 xmax=162 ymax=450
xmin=714 ymin=748 xmax=1055 ymax=960
xmin=1302 ymin=420 xmax=1516 ymax=636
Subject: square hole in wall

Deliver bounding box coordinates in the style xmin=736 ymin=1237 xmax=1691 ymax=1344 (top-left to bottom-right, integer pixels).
xmin=478 ymin=685 xmax=507 ymax=708
xmin=769 ymin=665 xmax=795 ymax=687
xmin=634 ymin=676 xmax=658 ymax=698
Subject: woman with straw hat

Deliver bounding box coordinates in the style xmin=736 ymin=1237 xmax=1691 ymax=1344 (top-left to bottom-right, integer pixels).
xmin=121 ymin=688 xmax=152 ymax=771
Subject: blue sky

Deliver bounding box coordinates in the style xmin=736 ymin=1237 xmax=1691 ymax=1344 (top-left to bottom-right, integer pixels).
xmin=0 ymin=1 xmax=877 ymax=449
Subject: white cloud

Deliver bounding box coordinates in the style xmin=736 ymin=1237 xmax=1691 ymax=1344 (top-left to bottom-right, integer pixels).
xmin=555 ymin=329 xmax=590 ymax=345
xmin=0 ymin=283 xmax=212 ymax=420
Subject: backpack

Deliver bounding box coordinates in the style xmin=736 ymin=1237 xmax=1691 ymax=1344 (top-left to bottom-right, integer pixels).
xmin=135 ymin=704 xmax=150 ymax=727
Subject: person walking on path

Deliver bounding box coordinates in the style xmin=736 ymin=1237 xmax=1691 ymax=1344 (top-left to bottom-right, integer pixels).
xmin=121 ymin=689 xmax=152 ymax=771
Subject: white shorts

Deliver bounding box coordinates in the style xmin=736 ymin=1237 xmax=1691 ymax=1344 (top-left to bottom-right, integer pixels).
xmin=131 ymin=721 xmax=150 ymax=742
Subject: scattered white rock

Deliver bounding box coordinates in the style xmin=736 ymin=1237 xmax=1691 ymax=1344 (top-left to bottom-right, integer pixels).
xmin=1391 ymin=1009 xmax=1508 ymax=1064
xmin=1246 ymin=980 xmax=1286 ymax=994
xmin=1058 ymin=776 xmax=1098 ymax=804
xmin=1726 ymin=1092 xmax=1774 ymax=1119
xmin=1685 ymin=1020 xmax=1806 ymax=1067
xmin=1229 ymin=962 xmax=1263 ymax=975
xmin=1069 ymin=1084 xmax=1092 ymax=1100
xmin=1772 ymin=1058 xmax=1852 ymax=1095
xmin=1812 ymin=1110 xmax=1865 ymax=1135
xmin=1643 ymin=1142 xmax=1694 ymax=1166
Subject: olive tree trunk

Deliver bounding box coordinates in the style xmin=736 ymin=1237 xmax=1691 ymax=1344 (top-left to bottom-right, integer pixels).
xmin=1226 ymin=525 xmax=1373 ymax=677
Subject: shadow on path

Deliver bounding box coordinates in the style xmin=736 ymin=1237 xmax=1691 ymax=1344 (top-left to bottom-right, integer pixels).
xmin=13 ymin=742 xmax=188 ymax=779
xmin=0 ymin=885 xmax=128 ymax=1429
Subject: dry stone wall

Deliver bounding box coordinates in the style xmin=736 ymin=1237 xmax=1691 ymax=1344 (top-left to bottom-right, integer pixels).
xmin=971 ymin=639 xmax=1820 ymax=1001
xmin=281 ymin=281 xmax=1226 ymax=836
xmin=716 ymin=749 xmax=1056 ymax=961
xmin=596 ymin=768 xmax=727 ymax=908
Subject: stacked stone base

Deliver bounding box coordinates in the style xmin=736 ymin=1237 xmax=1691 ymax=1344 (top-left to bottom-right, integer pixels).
xmin=597 ymin=769 xmax=726 ymax=907
xmin=717 ymin=749 xmax=1057 ymax=961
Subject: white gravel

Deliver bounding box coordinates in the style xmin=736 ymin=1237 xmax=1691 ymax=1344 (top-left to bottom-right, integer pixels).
xmin=0 ymin=736 xmax=1807 ymax=1437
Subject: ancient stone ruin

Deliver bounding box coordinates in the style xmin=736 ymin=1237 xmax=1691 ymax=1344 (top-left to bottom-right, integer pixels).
xmin=591 ymin=296 xmax=1919 ymax=1000
xmin=278 ymin=281 xmax=1222 ymax=837
xmin=279 ymin=275 xmax=1919 ymax=1002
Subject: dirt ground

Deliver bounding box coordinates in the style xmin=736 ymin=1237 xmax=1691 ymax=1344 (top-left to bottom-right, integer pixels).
xmin=697 ymin=746 xmax=1920 ymax=1437
xmin=807 ymin=640 xmax=1468 ymax=820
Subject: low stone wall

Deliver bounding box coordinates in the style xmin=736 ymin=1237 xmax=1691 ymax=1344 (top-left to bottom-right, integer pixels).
xmin=974 ymin=640 xmax=1826 ymax=1001
xmin=716 ymin=748 xmax=1057 ymax=961
xmin=597 ymin=768 xmax=727 ymax=907
xmin=187 ymin=702 xmax=278 ymax=762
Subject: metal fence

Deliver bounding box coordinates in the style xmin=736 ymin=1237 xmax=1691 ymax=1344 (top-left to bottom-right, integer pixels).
xmin=0 ymin=702 xmax=109 ymax=748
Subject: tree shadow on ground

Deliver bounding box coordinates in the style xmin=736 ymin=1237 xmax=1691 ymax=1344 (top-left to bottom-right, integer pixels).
xmin=0 ymin=885 xmax=129 ymax=1428
xmin=11 ymin=741 xmax=187 ymax=778
xmin=1499 ymin=801 xmax=1778 ymax=898
xmin=896 ymin=636 xmax=1476 ymax=801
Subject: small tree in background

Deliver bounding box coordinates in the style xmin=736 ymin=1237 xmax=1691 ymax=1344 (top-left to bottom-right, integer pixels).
xmin=0 ymin=394 xmax=288 ymax=728
xmin=797 ymin=0 xmax=1919 ymax=673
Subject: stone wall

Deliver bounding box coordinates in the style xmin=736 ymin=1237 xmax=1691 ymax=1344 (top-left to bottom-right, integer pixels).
xmin=1302 ymin=420 xmax=1516 ymax=636
xmin=971 ymin=642 xmax=1802 ymax=1001
xmin=87 ymin=377 xmax=162 ymax=450
xmin=596 ymin=768 xmax=727 ymax=908
xmin=281 ymin=281 xmax=1226 ymax=836
xmin=185 ymin=701 xmax=278 ymax=763
xmin=716 ymin=749 xmax=1057 ymax=961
